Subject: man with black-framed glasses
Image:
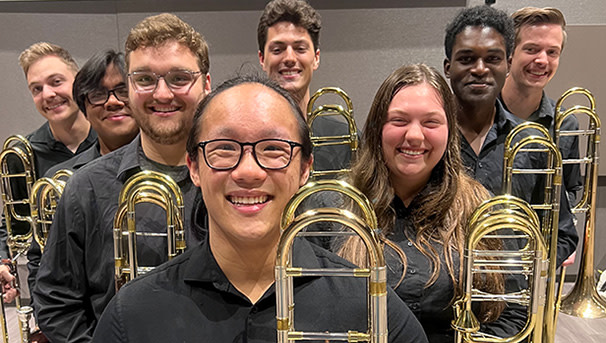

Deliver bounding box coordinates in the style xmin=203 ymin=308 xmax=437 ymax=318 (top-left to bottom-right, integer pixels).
xmin=34 ymin=13 xmax=211 ymax=343
xmin=93 ymin=73 xmax=427 ymax=343
xmin=26 ymin=49 xmax=139 ymax=307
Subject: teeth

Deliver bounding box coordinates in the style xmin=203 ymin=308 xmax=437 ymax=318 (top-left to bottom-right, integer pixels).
xmin=230 ymin=195 xmax=268 ymax=205
xmin=281 ymin=71 xmax=298 ymax=75
xmin=399 ymin=149 xmax=424 ymax=156
xmin=529 ymin=71 xmax=547 ymax=76
xmin=153 ymin=106 xmax=177 ymax=113
xmin=46 ymin=102 xmax=65 ymax=110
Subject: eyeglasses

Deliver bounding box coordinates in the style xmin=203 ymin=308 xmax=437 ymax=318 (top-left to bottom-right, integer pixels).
xmin=87 ymin=86 xmax=129 ymax=105
xmin=128 ymin=70 xmax=202 ymax=93
xmin=197 ymin=139 xmax=303 ymax=171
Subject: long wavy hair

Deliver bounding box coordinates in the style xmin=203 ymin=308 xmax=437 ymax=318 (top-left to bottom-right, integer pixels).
xmin=337 ymin=63 xmax=504 ymax=322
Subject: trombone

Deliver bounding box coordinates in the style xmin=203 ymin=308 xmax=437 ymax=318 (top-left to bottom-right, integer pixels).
xmin=452 ymin=195 xmax=548 ymax=343
xmin=276 ymin=179 xmax=387 ymax=342
xmin=29 ymin=169 xmax=73 ymax=252
xmin=113 ymin=170 xmax=185 ymax=290
xmin=306 ymin=87 xmax=359 ymax=179
xmin=0 ymin=135 xmax=36 ymax=343
xmin=555 ymin=87 xmax=606 ymax=318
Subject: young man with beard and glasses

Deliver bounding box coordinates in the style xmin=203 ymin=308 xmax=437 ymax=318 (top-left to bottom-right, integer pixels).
xmin=92 ymin=74 xmax=428 ymax=343
xmin=500 ymin=7 xmax=581 ymax=208
xmin=258 ymin=0 xmax=354 ymax=177
xmin=33 ymin=13 xmax=210 ymax=342
xmin=0 ymin=42 xmax=97 ymax=300
xmin=26 ymin=49 xmax=140 ymax=305
xmin=443 ymin=5 xmax=577 ymax=267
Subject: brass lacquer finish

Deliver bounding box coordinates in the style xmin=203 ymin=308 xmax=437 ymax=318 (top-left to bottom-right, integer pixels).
xmin=306 ymin=87 xmax=358 ymax=178
xmin=555 ymin=87 xmax=606 ymax=318
xmin=0 ymin=135 xmax=36 ymax=343
xmin=276 ymin=179 xmax=387 ymax=342
xmin=113 ymin=170 xmax=185 ymax=290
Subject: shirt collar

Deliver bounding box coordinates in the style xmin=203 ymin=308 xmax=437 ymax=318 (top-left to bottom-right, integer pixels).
xmin=116 ymin=135 xmax=145 ymax=182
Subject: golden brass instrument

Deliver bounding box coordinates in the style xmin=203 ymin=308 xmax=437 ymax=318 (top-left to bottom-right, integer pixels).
xmin=113 ymin=170 xmax=185 ymax=290
xmin=29 ymin=169 xmax=73 ymax=252
xmin=452 ymin=195 xmax=548 ymax=343
xmin=503 ymin=126 xmax=563 ymax=343
xmin=0 ymin=135 xmax=36 ymax=343
xmin=555 ymin=87 xmax=606 ymax=318
xmin=306 ymin=87 xmax=358 ymax=179
xmin=276 ymin=179 xmax=387 ymax=342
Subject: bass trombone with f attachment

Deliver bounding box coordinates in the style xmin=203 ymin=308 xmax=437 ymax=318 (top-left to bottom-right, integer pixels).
xmin=276 ymin=179 xmax=387 ymax=342
xmin=555 ymin=87 xmax=606 ymax=318
xmin=306 ymin=87 xmax=359 ymax=179
xmin=0 ymin=135 xmax=37 ymax=343
xmin=113 ymin=170 xmax=185 ymax=290
xmin=452 ymin=123 xmax=563 ymax=342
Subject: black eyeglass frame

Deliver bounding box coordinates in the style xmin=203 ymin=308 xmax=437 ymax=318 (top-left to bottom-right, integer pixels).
xmin=128 ymin=70 xmax=202 ymax=94
xmin=86 ymin=86 xmax=129 ymax=106
xmin=197 ymin=138 xmax=303 ymax=171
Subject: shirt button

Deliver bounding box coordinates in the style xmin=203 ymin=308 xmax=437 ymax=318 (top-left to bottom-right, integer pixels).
xmin=407 ymin=241 xmax=413 ymax=247
xmin=250 ymin=306 xmax=258 ymax=314
xmin=478 ymin=162 xmax=483 ymax=168
xmin=409 ymin=268 xmax=416 ymax=274
xmin=409 ymin=303 xmax=420 ymax=311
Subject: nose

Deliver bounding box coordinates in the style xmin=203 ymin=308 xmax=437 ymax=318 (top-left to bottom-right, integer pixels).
xmin=283 ymin=46 xmax=296 ymax=66
xmin=471 ymin=58 xmax=489 ymax=76
xmin=41 ymin=84 xmax=56 ymax=99
xmin=152 ymin=77 xmax=174 ymax=102
xmin=405 ymin=122 xmax=424 ymax=144
xmin=231 ymin=148 xmax=267 ymax=186
xmin=105 ymin=91 xmax=125 ymax=110
xmin=534 ymin=50 xmax=548 ymax=65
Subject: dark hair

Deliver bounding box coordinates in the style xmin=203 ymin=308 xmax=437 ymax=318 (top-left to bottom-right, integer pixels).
xmin=257 ymin=0 xmax=321 ymax=55
xmin=186 ymin=73 xmax=312 ymax=164
xmin=73 ymin=49 xmax=126 ymax=116
xmin=444 ymin=5 xmax=515 ymax=59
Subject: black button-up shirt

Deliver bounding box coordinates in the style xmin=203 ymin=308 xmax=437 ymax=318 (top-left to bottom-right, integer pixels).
xmin=0 ymin=122 xmax=97 ymax=259
xmin=93 ymin=236 xmax=428 ymax=343
xmin=460 ymin=100 xmax=578 ymax=266
xmin=386 ymin=196 xmax=527 ymax=343
xmin=34 ymin=135 xmax=206 ymax=343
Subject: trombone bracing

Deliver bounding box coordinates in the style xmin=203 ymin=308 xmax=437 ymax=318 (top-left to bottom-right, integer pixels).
xmin=276 ymin=179 xmax=387 ymax=342
xmin=306 ymin=87 xmax=359 ymax=179
xmin=0 ymin=135 xmax=36 ymax=343
xmin=113 ymin=170 xmax=185 ymax=290
xmin=555 ymin=87 xmax=606 ymax=318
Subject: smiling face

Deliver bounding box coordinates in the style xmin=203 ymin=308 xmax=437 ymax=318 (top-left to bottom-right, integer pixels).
xmin=188 ymin=83 xmax=310 ymax=247
xmin=85 ymin=64 xmax=138 ymax=154
xmin=259 ymin=21 xmax=319 ymax=101
xmin=128 ymin=40 xmax=210 ymax=145
xmin=444 ymin=26 xmax=510 ymax=108
xmin=26 ymin=55 xmax=80 ymax=123
xmin=382 ymin=83 xmax=449 ymax=201
xmin=510 ymin=23 xmax=563 ymax=91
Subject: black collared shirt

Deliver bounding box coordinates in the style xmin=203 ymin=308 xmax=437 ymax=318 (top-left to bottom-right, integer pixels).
xmin=93 ymin=236 xmax=428 ymax=343
xmin=500 ymin=92 xmax=582 ymax=204
xmin=34 ymin=135 xmax=206 ymax=343
xmin=386 ymin=194 xmax=527 ymax=343
xmin=310 ymin=115 xmax=357 ymax=178
xmin=0 ymin=122 xmax=97 ymax=259
xmin=460 ymin=100 xmax=578 ymax=266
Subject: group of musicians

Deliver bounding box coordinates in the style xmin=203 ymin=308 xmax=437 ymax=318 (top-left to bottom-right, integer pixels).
xmin=0 ymin=1 xmax=579 ymax=342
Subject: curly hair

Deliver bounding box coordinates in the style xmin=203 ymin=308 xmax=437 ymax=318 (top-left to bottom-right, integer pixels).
xmin=444 ymin=5 xmax=515 ymax=59
xmin=257 ymin=0 xmax=321 ymax=55
xmin=125 ymin=13 xmax=209 ymax=75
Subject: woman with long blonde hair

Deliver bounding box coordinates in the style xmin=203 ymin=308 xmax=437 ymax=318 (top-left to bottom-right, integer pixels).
xmin=338 ymin=64 xmax=525 ymax=342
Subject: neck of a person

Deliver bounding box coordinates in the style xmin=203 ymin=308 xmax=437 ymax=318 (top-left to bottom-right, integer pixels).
xmin=501 ymin=77 xmax=543 ymax=120
xmin=457 ymin=99 xmax=496 ymax=155
xmin=139 ymin=133 xmax=187 ymax=166
xmin=293 ymin=88 xmax=310 ymax=118
xmin=392 ymin=176 xmax=428 ymax=207
xmin=48 ymin=112 xmax=91 ymax=153
xmin=209 ymin=229 xmax=278 ymax=304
